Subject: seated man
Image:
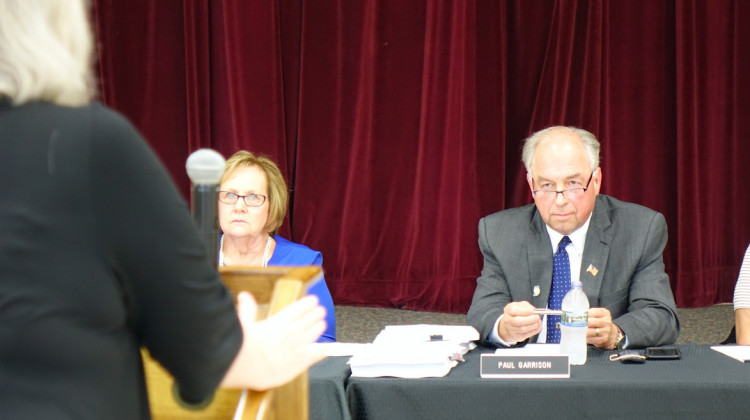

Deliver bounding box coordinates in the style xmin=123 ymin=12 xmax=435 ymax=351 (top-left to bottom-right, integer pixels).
xmin=467 ymin=126 xmax=679 ymax=349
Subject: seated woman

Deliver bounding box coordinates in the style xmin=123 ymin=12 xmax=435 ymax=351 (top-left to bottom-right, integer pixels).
xmin=733 ymin=244 xmax=750 ymax=345
xmin=218 ymin=150 xmax=336 ymax=342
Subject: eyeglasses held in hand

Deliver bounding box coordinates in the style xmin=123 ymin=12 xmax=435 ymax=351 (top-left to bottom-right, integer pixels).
xmin=531 ymin=171 xmax=595 ymax=200
xmin=218 ymin=191 xmax=267 ymax=207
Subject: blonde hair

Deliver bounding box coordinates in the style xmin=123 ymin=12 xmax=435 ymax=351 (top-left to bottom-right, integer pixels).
xmin=0 ymin=0 xmax=95 ymax=106
xmin=221 ymin=151 xmax=289 ymax=236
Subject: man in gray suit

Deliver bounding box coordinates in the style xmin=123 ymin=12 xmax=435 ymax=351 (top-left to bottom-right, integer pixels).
xmin=467 ymin=126 xmax=679 ymax=349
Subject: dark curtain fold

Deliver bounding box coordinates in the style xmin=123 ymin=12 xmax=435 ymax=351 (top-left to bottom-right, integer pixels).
xmin=184 ymin=0 xmax=212 ymax=152
xmin=93 ymin=0 xmax=750 ymax=312
xmin=94 ymin=0 xmax=192 ymax=193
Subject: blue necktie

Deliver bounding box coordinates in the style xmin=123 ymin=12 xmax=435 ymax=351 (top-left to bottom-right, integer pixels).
xmin=547 ymin=236 xmax=571 ymax=343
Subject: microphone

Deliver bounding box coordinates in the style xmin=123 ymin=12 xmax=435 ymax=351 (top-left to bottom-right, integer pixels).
xmin=186 ymin=149 xmax=226 ymax=266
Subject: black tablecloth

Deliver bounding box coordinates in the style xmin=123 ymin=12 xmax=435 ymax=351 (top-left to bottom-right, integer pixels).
xmin=310 ymin=355 xmax=352 ymax=420
xmin=340 ymin=344 xmax=750 ymax=420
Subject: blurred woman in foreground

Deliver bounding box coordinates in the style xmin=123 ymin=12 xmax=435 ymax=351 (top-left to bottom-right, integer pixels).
xmin=218 ymin=150 xmax=336 ymax=342
xmin=0 ymin=1 xmax=326 ymax=418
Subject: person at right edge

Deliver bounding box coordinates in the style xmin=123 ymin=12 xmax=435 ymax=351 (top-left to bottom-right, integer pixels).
xmin=727 ymin=244 xmax=750 ymax=344
xmin=0 ymin=1 xmax=326 ymax=418
xmin=467 ymin=126 xmax=679 ymax=350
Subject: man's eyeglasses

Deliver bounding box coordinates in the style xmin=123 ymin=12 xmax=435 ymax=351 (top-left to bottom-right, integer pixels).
xmin=532 ymin=171 xmax=595 ymax=201
xmin=218 ymin=191 xmax=267 ymax=207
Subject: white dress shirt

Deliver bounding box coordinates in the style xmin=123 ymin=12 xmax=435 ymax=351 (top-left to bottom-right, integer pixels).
xmin=489 ymin=215 xmax=592 ymax=346
xmin=734 ymin=244 xmax=750 ymax=309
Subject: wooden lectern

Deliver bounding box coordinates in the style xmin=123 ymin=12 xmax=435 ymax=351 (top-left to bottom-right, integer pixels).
xmin=142 ymin=265 xmax=323 ymax=420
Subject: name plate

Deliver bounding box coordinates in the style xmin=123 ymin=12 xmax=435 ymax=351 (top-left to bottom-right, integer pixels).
xmin=480 ymin=354 xmax=570 ymax=378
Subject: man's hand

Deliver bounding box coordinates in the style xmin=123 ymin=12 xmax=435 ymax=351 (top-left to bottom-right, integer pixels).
xmin=497 ymin=301 xmax=542 ymax=343
xmin=587 ymin=307 xmax=620 ymax=349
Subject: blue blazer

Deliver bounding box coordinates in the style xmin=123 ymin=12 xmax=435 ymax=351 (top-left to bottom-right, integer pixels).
xmin=220 ymin=234 xmax=336 ymax=342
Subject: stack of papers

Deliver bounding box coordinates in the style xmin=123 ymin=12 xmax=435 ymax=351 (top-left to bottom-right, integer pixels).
xmin=711 ymin=345 xmax=750 ymax=362
xmin=347 ymin=324 xmax=479 ymax=378
xmin=493 ymin=343 xmax=562 ymax=356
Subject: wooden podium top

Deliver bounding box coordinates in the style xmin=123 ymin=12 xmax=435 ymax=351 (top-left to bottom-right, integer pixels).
xmin=145 ymin=265 xmax=322 ymax=420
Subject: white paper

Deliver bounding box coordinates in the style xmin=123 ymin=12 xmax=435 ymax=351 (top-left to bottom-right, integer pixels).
xmin=350 ymin=359 xmax=458 ymax=378
xmin=374 ymin=324 xmax=480 ymax=344
xmin=348 ymin=342 xmax=460 ymax=378
xmin=711 ymin=345 xmax=750 ymax=362
xmin=326 ymin=342 xmax=369 ymax=357
xmin=347 ymin=324 xmax=479 ymax=378
xmin=494 ymin=343 xmax=562 ymax=356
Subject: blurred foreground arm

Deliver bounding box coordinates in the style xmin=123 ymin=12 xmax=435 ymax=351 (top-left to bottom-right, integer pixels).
xmin=220 ymin=292 xmax=328 ymax=390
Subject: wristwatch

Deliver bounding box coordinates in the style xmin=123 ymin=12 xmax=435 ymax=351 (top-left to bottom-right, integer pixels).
xmin=614 ymin=327 xmax=626 ymax=350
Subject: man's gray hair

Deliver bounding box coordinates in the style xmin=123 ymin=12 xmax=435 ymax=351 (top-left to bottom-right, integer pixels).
xmin=522 ymin=126 xmax=600 ymax=177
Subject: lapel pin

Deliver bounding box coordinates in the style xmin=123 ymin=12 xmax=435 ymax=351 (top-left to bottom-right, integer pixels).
xmin=533 ymin=285 xmax=541 ymax=296
xmin=587 ymin=264 xmax=598 ymax=277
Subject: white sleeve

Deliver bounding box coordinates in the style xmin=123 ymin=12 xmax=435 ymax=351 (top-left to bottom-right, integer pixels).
xmin=488 ymin=315 xmax=518 ymax=346
xmin=734 ymin=245 xmax=750 ymax=310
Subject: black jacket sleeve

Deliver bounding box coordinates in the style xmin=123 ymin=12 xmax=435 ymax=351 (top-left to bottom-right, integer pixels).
xmin=88 ymin=104 xmax=242 ymax=401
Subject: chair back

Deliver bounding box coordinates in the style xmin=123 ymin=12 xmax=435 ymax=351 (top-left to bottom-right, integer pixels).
xmin=142 ymin=265 xmax=322 ymax=420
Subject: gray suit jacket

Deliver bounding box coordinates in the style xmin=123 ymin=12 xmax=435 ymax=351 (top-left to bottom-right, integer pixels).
xmin=467 ymin=195 xmax=680 ymax=348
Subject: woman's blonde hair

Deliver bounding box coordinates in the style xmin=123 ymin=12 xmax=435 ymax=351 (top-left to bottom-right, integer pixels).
xmin=221 ymin=150 xmax=289 ymax=236
xmin=0 ymin=0 xmax=95 ymax=106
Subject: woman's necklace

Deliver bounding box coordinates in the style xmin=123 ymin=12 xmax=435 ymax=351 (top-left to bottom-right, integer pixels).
xmin=220 ymin=235 xmax=272 ymax=267
xmin=260 ymin=236 xmax=272 ymax=268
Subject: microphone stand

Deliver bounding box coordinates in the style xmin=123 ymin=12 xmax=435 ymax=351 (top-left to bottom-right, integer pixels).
xmin=186 ymin=149 xmax=226 ymax=267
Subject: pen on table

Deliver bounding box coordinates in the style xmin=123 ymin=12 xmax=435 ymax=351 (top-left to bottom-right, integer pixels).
xmin=533 ymin=308 xmax=562 ymax=316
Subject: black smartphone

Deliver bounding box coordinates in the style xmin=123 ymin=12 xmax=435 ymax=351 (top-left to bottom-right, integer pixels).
xmin=645 ymin=346 xmax=681 ymax=360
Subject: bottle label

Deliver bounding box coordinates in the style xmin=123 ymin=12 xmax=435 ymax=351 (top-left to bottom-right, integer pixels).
xmin=561 ymin=312 xmax=588 ymax=327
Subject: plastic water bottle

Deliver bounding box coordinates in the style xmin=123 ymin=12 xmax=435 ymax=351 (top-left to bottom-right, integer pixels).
xmin=560 ymin=280 xmax=589 ymax=365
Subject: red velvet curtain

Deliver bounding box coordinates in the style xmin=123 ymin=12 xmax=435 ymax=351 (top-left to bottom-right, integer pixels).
xmin=93 ymin=0 xmax=750 ymax=311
